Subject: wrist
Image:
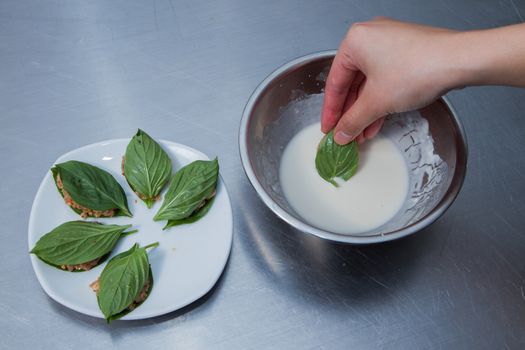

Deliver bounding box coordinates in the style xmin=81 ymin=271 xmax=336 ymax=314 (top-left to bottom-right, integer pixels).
xmin=444 ymin=24 xmax=525 ymax=88
xmin=435 ymin=31 xmax=484 ymax=91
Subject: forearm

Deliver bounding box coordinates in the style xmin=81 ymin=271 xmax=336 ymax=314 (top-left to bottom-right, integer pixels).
xmin=450 ymin=23 xmax=525 ymax=88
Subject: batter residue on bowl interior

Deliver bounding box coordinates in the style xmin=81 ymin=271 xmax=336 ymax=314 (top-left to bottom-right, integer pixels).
xmin=279 ymin=122 xmax=409 ymax=235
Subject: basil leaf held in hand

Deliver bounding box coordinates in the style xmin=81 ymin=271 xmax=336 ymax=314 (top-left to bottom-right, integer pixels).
xmin=315 ymin=130 xmax=359 ymax=187
xmin=91 ymin=242 xmax=159 ymax=322
xmin=153 ymin=158 xmax=219 ymax=229
xmin=30 ymin=221 xmax=137 ymax=272
xmin=123 ymin=129 xmax=172 ymax=208
xmin=52 ymin=160 xmax=132 ymax=218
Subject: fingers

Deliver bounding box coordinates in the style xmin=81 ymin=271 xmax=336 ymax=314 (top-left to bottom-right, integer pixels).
xmin=341 ymin=72 xmax=365 ymax=112
xmin=321 ymin=40 xmax=359 ymax=133
xmin=355 ymin=117 xmax=385 ymax=145
xmin=363 ymin=117 xmax=385 ymax=140
xmin=372 ymin=16 xmax=391 ymax=22
xmin=341 ymin=73 xmax=366 ymax=144
xmin=333 ymin=86 xmax=383 ymax=145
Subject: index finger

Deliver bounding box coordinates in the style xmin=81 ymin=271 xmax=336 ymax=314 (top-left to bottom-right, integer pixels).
xmin=321 ymin=42 xmax=359 ymax=133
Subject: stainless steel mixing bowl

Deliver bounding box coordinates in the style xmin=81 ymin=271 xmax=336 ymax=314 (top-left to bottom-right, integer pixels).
xmin=239 ymin=50 xmax=468 ymax=244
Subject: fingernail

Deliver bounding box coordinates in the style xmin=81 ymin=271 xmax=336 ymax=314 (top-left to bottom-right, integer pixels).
xmin=335 ymin=131 xmax=353 ymax=145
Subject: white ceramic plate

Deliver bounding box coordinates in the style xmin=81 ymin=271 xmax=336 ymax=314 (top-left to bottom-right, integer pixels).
xmin=28 ymin=139 xmax=233 ymax=320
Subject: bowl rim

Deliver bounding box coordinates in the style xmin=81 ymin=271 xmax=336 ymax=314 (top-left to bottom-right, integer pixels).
xmin=239 ymin=50 xmax=468 ymax=244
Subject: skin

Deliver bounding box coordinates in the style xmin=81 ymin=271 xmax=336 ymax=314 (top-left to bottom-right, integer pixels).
xmin=321 ymin=18 xmax=525 ymax=145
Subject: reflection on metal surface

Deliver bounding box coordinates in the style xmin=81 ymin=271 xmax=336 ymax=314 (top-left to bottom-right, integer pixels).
xmin=239 ymin=202 xmax=287 ymax=277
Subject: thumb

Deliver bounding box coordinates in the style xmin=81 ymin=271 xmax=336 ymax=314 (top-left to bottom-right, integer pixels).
xmin=333 ymin=87 xmax=384 ymax=145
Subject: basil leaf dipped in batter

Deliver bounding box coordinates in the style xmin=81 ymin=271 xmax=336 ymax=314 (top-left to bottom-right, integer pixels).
xmin=91 ymin=242 xmax=158 ymax=323
xmin=153 ymin=158 xmax=219 ymax=226
xmin=30 ymin=221 xmax=137 ymax=272
xmin=52 ymin=161 xmax=132 ymax=218
xmin=315 ymin=130 xmax=359 ymax=187
xmin=123 ymin=129 xmax=172 ymax=208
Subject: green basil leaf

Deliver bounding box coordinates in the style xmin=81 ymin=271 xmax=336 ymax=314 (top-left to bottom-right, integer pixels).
xmin=97 ymin=242 xmax=158 ymax=322
xmin=124 ymin=129 xmax=172 ymax=208
xmin=105 ymin=268 xmax=154 ymax=322
xmin=315 ymin=130 xmax=359 ymax=187
xmin=52 ymin=161 xmax=132 ymax=217
xmin=153 ymin=158 xmax=219 ymax=222
xmin=30 ymin=221 xmax=136 ymax=271
xmin=164 ymin=196 xmax=215 ymax=229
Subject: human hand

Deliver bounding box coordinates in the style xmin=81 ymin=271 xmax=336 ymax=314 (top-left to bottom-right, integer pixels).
xmin=321 ymin=18 xmax=461 ymax=144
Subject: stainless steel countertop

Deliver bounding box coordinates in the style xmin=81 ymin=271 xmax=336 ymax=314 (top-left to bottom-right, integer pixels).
xmin=2 ymin=1 xmax=525 ymax=349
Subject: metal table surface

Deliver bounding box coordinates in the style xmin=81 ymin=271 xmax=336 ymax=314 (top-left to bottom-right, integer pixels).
xmin=1 ymin=1 xmax=525 ymax=349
